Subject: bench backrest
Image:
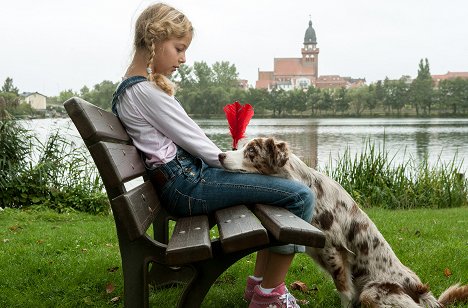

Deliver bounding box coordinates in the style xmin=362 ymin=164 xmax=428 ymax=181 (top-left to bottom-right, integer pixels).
xmin=64 ymin=97 xmax=161 ymax=240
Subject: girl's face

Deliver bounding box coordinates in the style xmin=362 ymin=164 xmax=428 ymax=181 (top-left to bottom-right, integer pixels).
xmin=153 ymin=34 xmax=192 ymax=77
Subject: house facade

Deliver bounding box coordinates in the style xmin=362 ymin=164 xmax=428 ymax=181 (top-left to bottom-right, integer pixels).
xmin=20 ymin=92 xmax=47 ymax=110
xmin=256 ymin=20 xmax=365 ymax=90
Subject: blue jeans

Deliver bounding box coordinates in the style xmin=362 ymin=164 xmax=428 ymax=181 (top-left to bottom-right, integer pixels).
xmin=148 ymin=147 xmax=315 ymax=254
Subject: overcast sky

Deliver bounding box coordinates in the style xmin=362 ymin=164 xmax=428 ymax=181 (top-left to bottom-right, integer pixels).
xmin=2 ymin=0 xmax=468 ymax=97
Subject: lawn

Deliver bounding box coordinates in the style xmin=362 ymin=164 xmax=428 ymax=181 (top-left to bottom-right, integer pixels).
xmin=1 ymin=206 xmax=467 ymax=307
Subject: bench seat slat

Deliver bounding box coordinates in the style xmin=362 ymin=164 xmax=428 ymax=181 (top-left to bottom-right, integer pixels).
xmin=253 ymin=204 xmax=325 ymax=248
xmin=166 ymin=216 xmax=212 ymax=265
xmin=215 ymin=205 xmax=269 ymax=253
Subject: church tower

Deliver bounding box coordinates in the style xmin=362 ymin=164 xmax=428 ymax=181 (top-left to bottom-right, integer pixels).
xmin=301 ymin=19 xmax=319 ymax=79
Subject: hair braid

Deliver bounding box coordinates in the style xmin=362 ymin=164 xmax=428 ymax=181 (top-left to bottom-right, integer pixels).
xmin=146 ymin=38 xmax=175 ymax=96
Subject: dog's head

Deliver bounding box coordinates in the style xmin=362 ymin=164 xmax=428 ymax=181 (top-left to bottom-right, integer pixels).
xmin=219 ymin=137 xmax=289 ymax=175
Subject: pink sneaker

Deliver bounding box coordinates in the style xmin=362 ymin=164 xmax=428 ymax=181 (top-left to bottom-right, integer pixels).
xmin=244 ymin=277 xmax=262 ymax=302
xmin=249 ymin=283 xmax=300 ymax=308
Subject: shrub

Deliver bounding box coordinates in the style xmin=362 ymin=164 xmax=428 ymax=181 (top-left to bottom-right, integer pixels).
xmin=0 ymin=119 xmax=109 ymax=214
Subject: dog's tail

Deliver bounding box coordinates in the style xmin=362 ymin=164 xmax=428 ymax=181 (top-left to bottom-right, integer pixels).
xmin=438 ymin=283 xmax=468 ymax=307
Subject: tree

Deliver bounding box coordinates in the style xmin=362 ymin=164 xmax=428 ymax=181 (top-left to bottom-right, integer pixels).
xmin=349 ymin=86 xmax=370 ymax=116
xmin=288 ymin=89 xmax=308 ymax=115
xmin=1 ymin=77 xmax=19 ymax=95
xmin=373 ymin=80 xmax=385 ymax=112
xmin=365 ymin=84 xmax=378 ymax=115
xmin=58 ymin=89 xmax=77 ymax=104
xmin=438 ymin=78 xmax=468 ymax=115
xmin=410 ymin=58 xmax=433 ymax=116
xmin=306 ymin=86 xmax=321 ymax=116
xmin=174 ymin=64 xmax=194 ymax=89
xmin=244 ymin=88 xmax=270 ymax=115
xmin=334 ymin=87 xmax=350 ymax=115
xmin=394 ymin=76 xmax=410 ymax=114
xmin=212 ymin=61 xmax=239 ymax=88
xmin=193 ymin=61 xmax=214 ymax=87
xmin=318 ymin=90 xmax=333 ymax=115
xmin=0 ymin=92 xmax=19 ymax=110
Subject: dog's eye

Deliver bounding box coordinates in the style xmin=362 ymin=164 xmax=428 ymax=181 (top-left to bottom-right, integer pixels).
xmin=247 ymin=147 xmax=256 ymax=156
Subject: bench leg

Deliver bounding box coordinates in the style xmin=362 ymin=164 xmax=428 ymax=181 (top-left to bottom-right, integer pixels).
xmin=121 ymin=256 xmax=148 ymax=308
xmin=177 ymin=242 xmax=267 ymax=308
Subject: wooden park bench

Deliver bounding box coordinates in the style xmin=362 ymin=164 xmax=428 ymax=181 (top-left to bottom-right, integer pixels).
xmin=64 ymin=97 xmax=325 ymax=308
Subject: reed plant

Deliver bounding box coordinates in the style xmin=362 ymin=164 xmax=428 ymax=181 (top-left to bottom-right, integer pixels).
xmin=0 ymin=119 xmax=108 ymax=213
xmin=324 ymin=140 xmax=468 ymax=209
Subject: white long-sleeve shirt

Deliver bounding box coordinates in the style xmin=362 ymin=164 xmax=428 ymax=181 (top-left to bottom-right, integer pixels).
xmin=115 ymin=80 xmax=222 ymax=168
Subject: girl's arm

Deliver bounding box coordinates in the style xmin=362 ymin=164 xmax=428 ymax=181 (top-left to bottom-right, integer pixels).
xmin=133 ymin=82 xmax=223 ymax=168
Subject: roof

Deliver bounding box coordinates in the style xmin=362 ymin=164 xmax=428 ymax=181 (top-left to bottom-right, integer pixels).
xmin=20 ymin=91 xmax=47 ymax=98
xmin=304 ymin=20 xmax=317 ymax=44
xmin=432 ymin=71 xmax=468 ymax=80
xmin=274 ymin=58 xmax=315 ymax=76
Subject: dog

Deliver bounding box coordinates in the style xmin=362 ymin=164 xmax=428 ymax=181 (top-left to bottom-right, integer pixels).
xmin=218 ymin=137 xmax=468 ymax=308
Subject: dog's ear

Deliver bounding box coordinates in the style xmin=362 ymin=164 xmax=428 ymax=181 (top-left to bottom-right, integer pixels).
xmin=265 ymin=138 xmax=289 ymax=167
xmin=275 ymin=141 xmax=289 ymax=167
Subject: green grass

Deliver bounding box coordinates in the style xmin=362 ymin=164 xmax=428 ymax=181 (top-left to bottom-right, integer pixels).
xmin=1 ymin=207 xmax=467 ymax=307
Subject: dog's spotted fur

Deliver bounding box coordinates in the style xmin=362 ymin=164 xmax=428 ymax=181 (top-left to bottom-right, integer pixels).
xmin=219 ymin=137 xmax=468 ymax=308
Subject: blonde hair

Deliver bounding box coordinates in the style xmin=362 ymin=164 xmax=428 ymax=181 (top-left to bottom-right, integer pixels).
xmin=134 ymin=3 xmax=193 ymax=96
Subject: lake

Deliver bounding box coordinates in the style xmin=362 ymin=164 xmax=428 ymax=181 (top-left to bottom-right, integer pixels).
xmin=25 ymin=117 xmax=468 ymax=173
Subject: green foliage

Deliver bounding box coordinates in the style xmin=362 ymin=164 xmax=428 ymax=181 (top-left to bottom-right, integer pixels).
xmin=0 ymin=119 xmax=109 ymax=214
xmin=324 ymin=140 xmax=468 ymax=209
xmin=410 ymin=58 xmax=433 ymax=115
xmin=175 ymin=61 xmax=244 ymax=116
xmin=47 ymin=80 xmax=118 ymax=112
xmin=58 ymin=89 xmax=77 ymax=104
xmin=80 ymin=80 xmax=117 ymax=110
xmin=1 ymin=77 xmax=19 ymax=94
xmin=438 ymin=77 xmax=468 ymax=115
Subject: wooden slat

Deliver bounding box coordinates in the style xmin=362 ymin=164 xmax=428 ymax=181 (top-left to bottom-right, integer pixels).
xmin=253 ymin=204 xmax=326 ymax=248
xmin=111 ymin=181 xmax=162 ymax=241
xmin=215 ymin=205 xmax=269 ymax=253
xmin=64 ymin=96 xmax=130 ymax=145
xmin=88 ymin=142 xmax=146 ymax=190
xmin=166 ymin=216 xmax=212 ymax=265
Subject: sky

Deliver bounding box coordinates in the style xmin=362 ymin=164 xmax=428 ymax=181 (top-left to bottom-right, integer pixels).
xmin=2 ymin=0 xmax=468 ymax=97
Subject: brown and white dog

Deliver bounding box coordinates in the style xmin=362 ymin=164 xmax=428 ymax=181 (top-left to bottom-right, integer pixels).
xmin=218 ymin=137 xmax=468 ymax=308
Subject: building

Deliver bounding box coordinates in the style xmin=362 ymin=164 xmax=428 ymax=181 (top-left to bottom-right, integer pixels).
xmin=256 ymin=20 xmax=364 ymax=90
xmin=256 ymin=20 xmax=319 ymax=91
xmin=432 ymin=71 xmax=468 ymax=86
xmin=20 ymin=92 xmax=47 ymax=110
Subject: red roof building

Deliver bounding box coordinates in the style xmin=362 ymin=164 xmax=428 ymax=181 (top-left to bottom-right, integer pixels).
xmin=432 ymin=71 xmax=468 ymax=86
xmin=256 ymin=20 xmax=365 ymax=90
xmin=256 ymin=20 xmax=319 ymax=91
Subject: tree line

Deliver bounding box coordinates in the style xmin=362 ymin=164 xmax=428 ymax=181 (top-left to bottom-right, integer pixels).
xmin=1 ymin=58 xmax=468 ymax=118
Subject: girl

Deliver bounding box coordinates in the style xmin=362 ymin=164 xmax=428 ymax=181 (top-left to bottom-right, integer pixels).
xmin=112 ymin=3 xmax=315 ymax=307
